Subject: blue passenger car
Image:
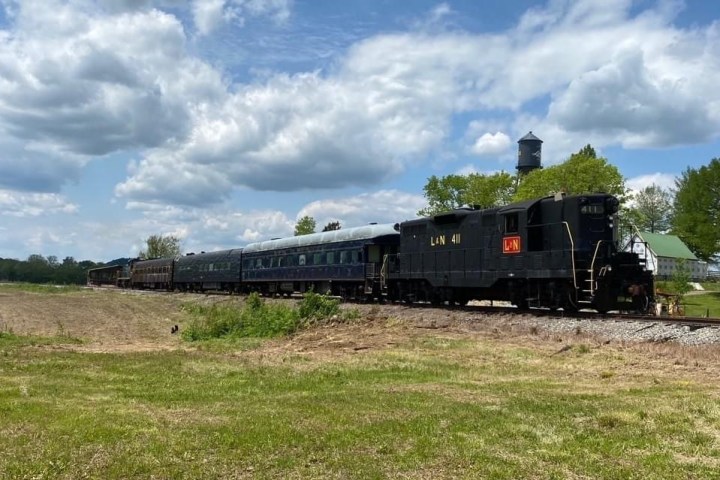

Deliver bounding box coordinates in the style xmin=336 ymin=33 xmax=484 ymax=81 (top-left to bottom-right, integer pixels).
xmin=242 ymin=224 xmax=400 ymax=299
xmin=173 ymin=249 xmax=243 ymax=293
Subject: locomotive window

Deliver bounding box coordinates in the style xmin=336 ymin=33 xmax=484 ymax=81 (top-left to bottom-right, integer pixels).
xmin=505 ymin=213 xmax=519 ymax=234
xmin=299 ymin=254 xmax=306 ymax=266
xmin=313 ymin=253 xmax=323 ymax=265
xmin=340 ymin=251 xmax=348 ymax=264
xmin=581 ymin=204 xmax=605 ymax=215
xmin=327 ymin=252 xmax=335 ymax=264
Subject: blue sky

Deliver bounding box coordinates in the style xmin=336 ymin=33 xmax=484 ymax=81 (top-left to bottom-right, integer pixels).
xmin=0 ymin=0 xmax=719 ymax=261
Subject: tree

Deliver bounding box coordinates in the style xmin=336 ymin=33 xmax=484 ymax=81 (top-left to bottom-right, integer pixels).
xmin=513 ymin=145 xmax=626 ymax=202
xmin=322 ymin=221 xmax=341 ymax=232
xmin=418 ymin=172 xmax=516 ymax=217
xmin=294 ymin=216 xmax=316 ymax=236
xmin=626 ymin=184 xmax=672 ymax=233
xmin=671 ymin=258 xmax=692 ymax=299
xmin=464 ymin=172 xmax=516 ymax=209
xmin=671 ymin=158 xmax=720 ymax=262
xmin=139 ymin=234 xmax=181 ymax=259
xmin=418 ymin=174 xmax=469 ymax=216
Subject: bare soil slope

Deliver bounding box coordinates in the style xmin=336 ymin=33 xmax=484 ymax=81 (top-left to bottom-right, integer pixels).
xmin=0 ymin=289 xmax=186 ymax=351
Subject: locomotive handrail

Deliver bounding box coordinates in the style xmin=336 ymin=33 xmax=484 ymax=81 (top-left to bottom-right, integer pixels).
xmin=380 ymin=254 xmax=389 ymax=290
xmin=562 ymin=222 xmax=578 ymax=291
xmin=589 ymin=240 xmax=606 ymax=293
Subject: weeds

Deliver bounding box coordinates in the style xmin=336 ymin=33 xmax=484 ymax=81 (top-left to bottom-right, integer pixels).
xmin=576 ymin=344 xmax=591 ymax=354
xmin=182 ymin=291 xmax=343 ymax=341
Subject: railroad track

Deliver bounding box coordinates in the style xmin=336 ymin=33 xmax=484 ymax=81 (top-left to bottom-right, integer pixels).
xmin=92 ymin=285 xmax=720 ymax=329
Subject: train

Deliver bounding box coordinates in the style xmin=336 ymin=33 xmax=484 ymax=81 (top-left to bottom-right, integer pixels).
xmin=87 ymin=192 xmax=655 ymax=314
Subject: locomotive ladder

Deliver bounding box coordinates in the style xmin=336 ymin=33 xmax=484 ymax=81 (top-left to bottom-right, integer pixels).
xmin=584 ymin=240 xmax=607 ymax=295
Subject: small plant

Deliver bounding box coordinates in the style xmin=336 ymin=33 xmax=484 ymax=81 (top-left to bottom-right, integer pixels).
xmin=671 ymin=259 xmax=692 ymax=300
xmin=298 ymin=290 xmax=340 ymax=322
xmin=576 ymin=344 xmax=591 ymax=354
xmin=600 ymin=371 xmax=615 ymax=379
xmin=598 ymin=414 xmax=624 ymax=429
xmin=342 ymin=308 xmax=362 ymax=322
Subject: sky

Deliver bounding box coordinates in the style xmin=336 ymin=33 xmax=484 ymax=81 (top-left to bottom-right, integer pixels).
xmin=0 ymin=0 xmax=719 ymax=262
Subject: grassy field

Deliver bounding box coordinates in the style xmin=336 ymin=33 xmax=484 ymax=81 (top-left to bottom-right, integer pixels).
xmin=683 ymin=291 xmax=720 ymax=317
xmin=1 ymin=289 xmax=720 ymax=478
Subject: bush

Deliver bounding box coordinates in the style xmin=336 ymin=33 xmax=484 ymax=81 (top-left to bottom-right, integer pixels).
xmin=182 ymin=291 xmax=344 ymax=342
xmin=182 ymin=293 xmax=301 ymax=341
xmin=298 ymin=290 xmax=340 ymax=322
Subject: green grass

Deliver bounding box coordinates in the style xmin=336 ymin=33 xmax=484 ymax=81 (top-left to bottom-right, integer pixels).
xmin=682 ymin=292 xmax=720 ymax=318
xmin=700 ymin=282 xmax=720 ymax=292
xmin=1 ymin=333 xmax=719 ymax=479
xmin=0 ymin=282 xmax=83 ymax=294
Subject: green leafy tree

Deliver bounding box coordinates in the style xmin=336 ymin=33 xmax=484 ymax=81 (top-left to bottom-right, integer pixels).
xmin=627 ymin=184 xmax=672 ymax=233
xmin=322 ymin=221 xmax=341 ymax=232
xmin=464 ymin=172 xmax=516 ymax=209
xmin=671 ymin=258 xmax=692 ymax=299
xmin=671 ymin=159 xmax=720 ymax=262
xmin=294 ymin=216 xmax=316 ymax=236
xmin=513 ymin=145 xmax=626 ymax=202
xmin=418 ymin=174 xmax=469 ymax=216
xmin=418 ymin=172 xmax=515 ymax=217
xmin=139 ymin=234 xmax=182 ymax=259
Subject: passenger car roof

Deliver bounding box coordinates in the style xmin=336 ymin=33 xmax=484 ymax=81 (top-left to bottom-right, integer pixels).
xmin=243 ymin=224 xmax=398 ymax=254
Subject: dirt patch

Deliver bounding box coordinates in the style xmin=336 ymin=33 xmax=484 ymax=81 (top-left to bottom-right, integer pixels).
xmin=0 ymin=288 xmax=186 ymax=352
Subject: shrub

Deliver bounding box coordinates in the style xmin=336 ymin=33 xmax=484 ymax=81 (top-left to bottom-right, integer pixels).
xmin=298 ymin=290 xmax=340 ymax=322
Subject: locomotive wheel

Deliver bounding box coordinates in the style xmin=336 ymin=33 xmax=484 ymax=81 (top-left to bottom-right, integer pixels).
xmin=515 ymin=300 xmax=529 ymax=310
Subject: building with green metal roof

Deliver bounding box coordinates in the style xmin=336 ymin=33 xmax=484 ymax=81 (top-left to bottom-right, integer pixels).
xmin=624 ymin=231 xmax=708 ymax=280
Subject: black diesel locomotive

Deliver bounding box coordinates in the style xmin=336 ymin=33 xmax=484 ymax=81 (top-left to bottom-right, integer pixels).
xmin=88 ymin=192 xmax=653 ymax=314
xmin=386 ymin=192 xmax=653 ymax=313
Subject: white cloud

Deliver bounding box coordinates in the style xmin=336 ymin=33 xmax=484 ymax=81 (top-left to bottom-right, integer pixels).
xmin=0 ymin=0 xmax=226 ymax=190
xmin=470 ymin=132 xmax=512 ymax=156
xmin=0 ymin=189 xmax=77 ymax=217
xmin=626 ymin=173 xmax=677 ymax=193
xmin=0 ymin=0 xmax=718 ymax=210
xmin=192 ymin=0 xmax=228 ymax=35
xmin=549 ymin=47 xmax=718 ymax=147
xmin=297 ymin=190 xmax=424 ymax=228
xmin=191 ymin=0 xmax=291 ymax=35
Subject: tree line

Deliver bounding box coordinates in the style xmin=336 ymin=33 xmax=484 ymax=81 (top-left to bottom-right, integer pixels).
xmin=417 ymin=147 xmax=719 ymax=264
xmin=0 ymin=255 xmax=101 ymax=285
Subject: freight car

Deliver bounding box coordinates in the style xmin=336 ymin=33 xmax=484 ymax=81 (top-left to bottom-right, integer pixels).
xmin=386 ymin=192 xmax=653 ymax=313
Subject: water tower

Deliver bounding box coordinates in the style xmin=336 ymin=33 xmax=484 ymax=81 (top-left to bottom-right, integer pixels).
xmin=517 ymin=131 xmax=542 ymax=175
